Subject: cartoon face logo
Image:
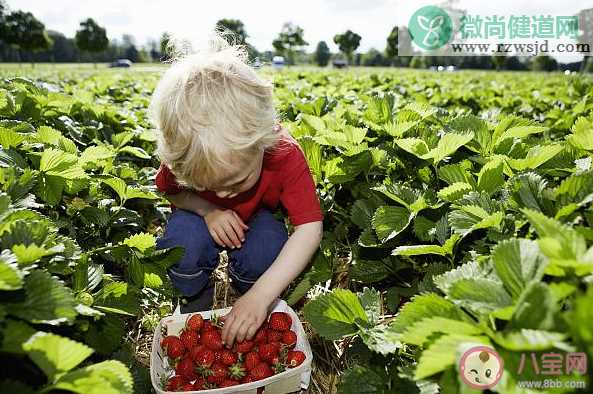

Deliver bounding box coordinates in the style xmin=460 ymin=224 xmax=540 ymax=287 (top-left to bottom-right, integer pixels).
xmin=459 ymin=346 xmax=504 ymax=389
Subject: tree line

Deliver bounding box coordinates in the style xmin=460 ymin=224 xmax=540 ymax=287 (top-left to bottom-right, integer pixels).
xmin=0 ymin=1 xmax=590 ymax=72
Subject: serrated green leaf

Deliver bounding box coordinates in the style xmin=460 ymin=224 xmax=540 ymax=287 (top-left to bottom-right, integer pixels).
xmin=7 ymin=270 xmax=77 ymax=325
xmin=423 ymin=132 xmax=474 ymax=165
xmin=122 ymin=233 xmax=155 ymax=253
xmin=23 ymin=332 xmax=93 ymax=381
xmin=438 ymin=182 xmax=473 ymax=202
xmin=508 ymin=144 xmax=563 ymax=171
xmin=491 ymin=329 xmax=571 ymax=351
xmin=414 ymin=334 xmax=490 ymax=379
xmin=476 ymin=158 xmax=504 ymax=194
xmin=50 ymin=360 xmax=133 ymax=394
xmin=401 ymin=317 xmax=482 ymax=346
xmin=0 ymin=257 xmax=23 ymax=290
xmin=448 ymin=278 xmax=512 ymax=313
xmin=303 ymin=289 xmax=368 ymax=340
xmin=0 ymin=319 xmax=36 ymax=354
xmin=510 ymin=282 xmax=555 ymax=330
xmin=358 ymin=287 xmax=381 ymax=325
xmin=372 ymin=206 xmax=413 ymax=242
xmin=567 ymin=117 xmax=593 ymax=150
xmin=491 ymin=239 xmax=547 ymax=299
xmin=93 ymin=282 xmax=140 ymax=316
xmin=390 ymin=293 xmax=462 ymax=334
xmin=392 ymin=244 xmax=446 ymax=256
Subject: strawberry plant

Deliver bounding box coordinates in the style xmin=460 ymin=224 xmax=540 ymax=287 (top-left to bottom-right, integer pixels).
xmin=1 ymin=66 xmax=592 ymax=393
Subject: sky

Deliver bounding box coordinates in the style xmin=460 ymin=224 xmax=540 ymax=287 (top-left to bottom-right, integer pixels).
xmin=7 ymin=0 xmax=593 ymax=58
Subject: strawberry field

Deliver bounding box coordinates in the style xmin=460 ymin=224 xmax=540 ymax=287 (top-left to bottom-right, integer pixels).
xmin=1 ymin=65 xmax=593 ymax=393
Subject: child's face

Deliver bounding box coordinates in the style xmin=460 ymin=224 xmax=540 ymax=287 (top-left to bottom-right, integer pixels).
xmin=209 ymin=150 xmax=264 ymax=199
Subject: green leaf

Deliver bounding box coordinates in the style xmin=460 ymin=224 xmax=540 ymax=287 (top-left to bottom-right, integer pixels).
xmin=49 ymin=360 xmax=133 ymax=394
xmin=508 ymin=144 xmax=563 ymax=171
xmin=401 ymin=317 xmax=482 ymax=346
xmin=297 ymin=137 xmax=322 ymax=183
xmin=0 ymin=127 xmax=25 ymax=148
xmin=491 ymin=329 xmax=571 ymax=351
xmin=23 ymin=332 xmax=93 ymax=381
xmin=390 ymin=293 xmax=462 ymax=334
xmin=448 ymin=278 xmax=512 ymax=313
xmin=0 ymin=319 xmax=36 ymax=354
xmin=93 ymin=282 xmax=140 ymax=316
xmin=476 ymin=158 xmax=504 ymax=195
xmin=7 ymin=270 xmax=77 ymax=325
xmin=566 ymin=117 xmax=593 ymax=150
xmin=438 ymin=182 xmax=473 ymax=202
xmin=303 ymin=289 xmax=368 ymax=340
xmin=491 ymin=239 xmax=547 ymax=299
xmin=122 ymin=233 xmax=155 ymax=254
xmin=0 ymin=257 xmax=23 ymax=290
xmin=434 ymin=260 xmax=487 ymax=295
xmin=39 ymin=148 xmax=86 ymax=180
xmin=495 ymin=125 xmax=548 ymax=146
xmin=338 ymin=364 xmax=388 ymax=394
xmin=392 ymin=244 xmax=447 ymax=257
xmin=350 ymin=196 xmax=384 ymax=229
xmin=510 ymin=282 xmax=555 ymax=330
xmin=118 ymin=146 xmax=150 ymax=159
xmin=358 ymin=287 xmax=381 ymax=325
xmin=100 ymin=177 xmax=127 ymax=203
xmin=414 ymin=334 xmax=490 ymax=379
xmin=394 ymin=138 xmax=430 ymax=157
xmin=449 ymin=207 xmax=503 ymax=237
xmin=371 ymin=206 xmax=413 ymax=242
xmin=439 ymin=161 xmax=475 ymax=186
xmin=509 ymin=173 xmax=553 ymax=213
xmin=358 ymin=324 xmax=402 ymax=354
xmin=423 ymin=132 xmax=474 ymax=165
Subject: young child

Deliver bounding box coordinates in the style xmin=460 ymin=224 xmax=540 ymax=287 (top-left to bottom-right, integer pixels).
xmin=149 ymin=34 xmax=323 ymax=347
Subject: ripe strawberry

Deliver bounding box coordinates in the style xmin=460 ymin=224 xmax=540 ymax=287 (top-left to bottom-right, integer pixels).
xmin=202 ymin=320 xmax=213 ymax=332
xmin=192 ymin=377 xmax=207 ymax=390
xmin=254 ymin=327 xmax=268 ymax=344
xmin=220 ymin=349 xmax=237 ymax=366
xmin=180 ymin=383 xmax=194 ymax=391
xmin=180 ymin=329 xmax=199 ymax=350
xmin=286 ymin=350 xmax=306 ymax=367
xmin=235 ymin=339 xmax=255 ymax=353
xmin=281 ymin=330 xmax=297 ymax=348
xmin=193 ymin=348 xmax=215 ymax=368
xmin=175 ymin=356 xmax=197 ymax=381
xmin=268 ymin=311 xmax=292 ymax=331
xmin=228 ymin=362 xmax=246 ymax=380
xmin=161 ymin=336 xmax=185 ymax=359
xmin=220 ymin=379 xmax=240 ymax=387
xmin=249 ymin=362 xmax=273 ymax=380
xmin=267 ymin=330 xmax=283 ymax=343
xmin=201 ymin=329 xmax=223 ymax=350
xmin=206 ymin=362 xmax=228 ymax=384
xmin=186 ymin=313 xmax=204 ymax=332
xmin=241 ymin=375 xmax=255 ymax=384
xmin=258 ymin=342 xmax=280 ymax=362
xmin=165 ymin=375 xmax=186 ymax=391
xmin=244 ymin=351 xmax=261 ymax=371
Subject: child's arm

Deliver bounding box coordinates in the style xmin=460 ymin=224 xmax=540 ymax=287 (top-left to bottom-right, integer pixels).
xmin=166 ymin=191 xmax=248 ymax=249
xmin=221 ymin=220 xmax=323 ymax=346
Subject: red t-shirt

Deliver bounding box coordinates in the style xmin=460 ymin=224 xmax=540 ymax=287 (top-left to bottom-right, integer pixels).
xmin=155 ymin=130 xmax=324 ymax=226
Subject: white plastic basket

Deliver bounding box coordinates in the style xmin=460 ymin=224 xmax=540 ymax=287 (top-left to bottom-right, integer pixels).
xmin=150 ymin=299 xmax=313 ymax=394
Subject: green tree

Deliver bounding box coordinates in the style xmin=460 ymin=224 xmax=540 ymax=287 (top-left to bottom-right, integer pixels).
xmin=531 ymin=55 xmax=558 ymax=72
xmin=362 ymin=48 xmax=387 ymax=67
xmin=313 ymin=41 xmax=330 ymax=67
xmin=215 ymin=18 xmax=248 ymax=44
xmin=272 ymin=22 xmax=308 ymax=65
xmin=159 ymin=32 xmax=171 ymax=61
xmin=385 ymin=26 xmax=399 ymax=65
xmin=1 ymin=10 xmax=53 ymax=66
xmin=75 ymin=18 xmax=108 ymax=68
xmin=333 ymin=30 xmax=361 ymax=65
xmin=215 ymin=18 xmax=257 ymax=60
xmin=491 ymin=55 xmax=506 ymax=71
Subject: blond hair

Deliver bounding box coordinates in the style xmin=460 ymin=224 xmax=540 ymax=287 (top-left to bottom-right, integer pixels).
xmin=149 ymin=30 xmax=279 ymax=191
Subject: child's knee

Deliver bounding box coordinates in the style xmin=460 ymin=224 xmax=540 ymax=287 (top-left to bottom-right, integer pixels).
xmin=156 ymin=209 xmax=220 ymax=295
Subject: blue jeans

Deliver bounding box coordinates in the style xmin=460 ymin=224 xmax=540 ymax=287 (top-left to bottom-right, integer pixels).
xmin=156 ymin=208 xmax=289 ymax=296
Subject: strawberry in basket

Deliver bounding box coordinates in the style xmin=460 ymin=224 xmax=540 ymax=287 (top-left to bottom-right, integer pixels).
xmin=159 ymin=311 xmax=306 ymax=391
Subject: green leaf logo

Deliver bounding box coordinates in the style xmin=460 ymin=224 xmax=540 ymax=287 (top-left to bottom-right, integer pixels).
xmin=408 ymin=6 xmax=453 ymax=50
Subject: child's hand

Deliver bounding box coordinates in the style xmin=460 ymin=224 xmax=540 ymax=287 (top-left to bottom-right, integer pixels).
xmin=220 ymin=290 xmax=268 ymax=347
xmin=204 ymin=208 xmax=249 ymax=249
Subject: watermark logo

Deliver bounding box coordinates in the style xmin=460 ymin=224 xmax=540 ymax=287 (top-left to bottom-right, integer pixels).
xmin=408 ymin=6 xmax=453 ymax=50
xmin=459 ymin=346 xmax=504 ymax=390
